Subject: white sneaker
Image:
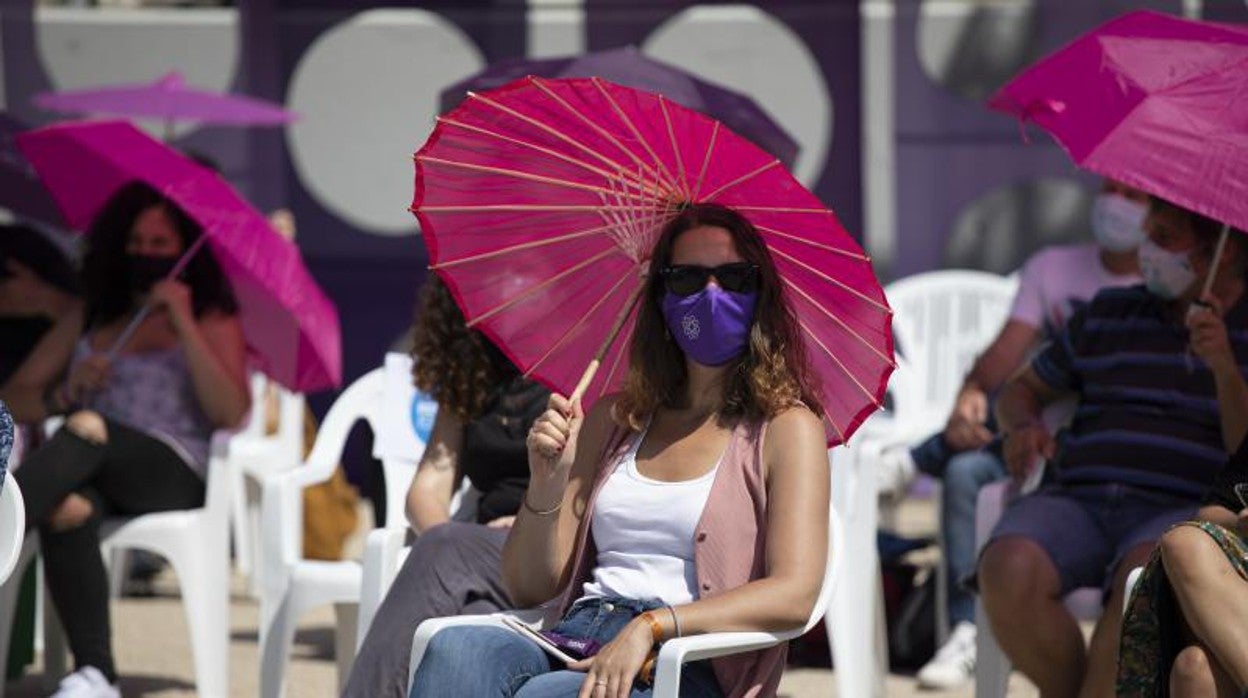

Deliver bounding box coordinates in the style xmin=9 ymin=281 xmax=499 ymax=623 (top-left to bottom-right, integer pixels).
xmin=876 ymin=445 xmax=917 ymax=501
xmin=50 ymin=666 xmax=120 ymax=698
xmin=916 ymin=621 xmax=977 ymax=689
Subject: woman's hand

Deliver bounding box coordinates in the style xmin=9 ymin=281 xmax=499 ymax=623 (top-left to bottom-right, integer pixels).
xmin=570 ymin=618 xmax=654 ymax=698
xmin=1002 ymin=423 xmax=1054 ymax=481
xmin=944 ymin=387 xmax=993 ymax=451
xmin=148 ymin=279 xmax=194 ymax=329
xmin=1188 ymin=293 xmax=1235 ymax=376
xmin=67 ymin=353 xmax=112 ymax=402
xmin=525 ymin=393 xmax=583 ymax=507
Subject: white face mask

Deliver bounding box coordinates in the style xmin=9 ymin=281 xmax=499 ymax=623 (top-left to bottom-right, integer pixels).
xmin=1137 ymin=238 xmax=1197 ymax=300
xmin=1091 ymin=193 xmax=1148 ymax=253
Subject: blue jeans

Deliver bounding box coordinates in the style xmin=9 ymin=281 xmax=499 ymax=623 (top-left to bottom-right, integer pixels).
xmin=939 ymin=449 xmax=1006 ymax=625
xmin=409 ymin=596 xmax=723 ymax=697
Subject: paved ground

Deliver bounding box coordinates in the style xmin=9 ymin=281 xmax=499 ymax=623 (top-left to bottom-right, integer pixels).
xmin=4 ymin=496 xmax=1048 ymax=697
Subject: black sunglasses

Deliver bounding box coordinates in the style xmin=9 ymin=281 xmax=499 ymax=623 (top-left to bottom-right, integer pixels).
xmin=659 ymin=263 xmax=760 ymax=297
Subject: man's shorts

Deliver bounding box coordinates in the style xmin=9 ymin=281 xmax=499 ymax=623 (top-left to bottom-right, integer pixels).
xmin=985 ymin=482 xmax=1197 ymax=597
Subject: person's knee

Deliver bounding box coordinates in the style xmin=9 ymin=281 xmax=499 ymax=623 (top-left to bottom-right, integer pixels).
xmin=65 ymin=410 xmax=108 ymax=444
xmin=1171 ymin=645 xmax=1215 ymax=686
xmin=46 ymin=493 xmax=95 ymax=532
xmin=1160 ymin=526 xmax=1213 ymax=584
xmin=944 ymin=452 xmax=1003 ymax=494
xmin=979 ymin=537 xmax=1060 ymax=606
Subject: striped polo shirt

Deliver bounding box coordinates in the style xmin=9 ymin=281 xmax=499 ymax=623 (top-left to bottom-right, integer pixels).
xmin=1033 ymin=285 xmax=1248 ymax=498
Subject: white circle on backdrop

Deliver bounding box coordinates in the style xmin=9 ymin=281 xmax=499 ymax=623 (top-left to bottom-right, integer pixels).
xmin=286 ymin=9 xmax=485 ymax=235
xmin=641 ymin=4 xmax=832 ymax=187
xmin=34 ymin=7 xmax=239 ymax=140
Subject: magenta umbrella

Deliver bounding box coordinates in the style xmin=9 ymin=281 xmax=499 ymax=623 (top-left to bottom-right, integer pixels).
xmin=990 ymin=10 xmax=1248 ymax=238
xmin=413 ymin=77 xmax=894 ymax=446
xmin=17 ymin=120 xmax=340 ymax=392
xmin=33 ymin=71 xmax=296 ymax=132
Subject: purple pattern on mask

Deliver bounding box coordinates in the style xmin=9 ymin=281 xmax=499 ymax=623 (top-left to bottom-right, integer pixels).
xmin=661 ymin=287 xmax=758 ymax=366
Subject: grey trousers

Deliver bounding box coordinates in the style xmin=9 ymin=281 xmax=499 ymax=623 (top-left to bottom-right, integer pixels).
xmin=341 ymin=522 xmax=513 ymax=698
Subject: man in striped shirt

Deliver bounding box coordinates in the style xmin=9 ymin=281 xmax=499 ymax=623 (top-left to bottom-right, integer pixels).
xmin=977 ymin=198 xmax=1248 ymax=698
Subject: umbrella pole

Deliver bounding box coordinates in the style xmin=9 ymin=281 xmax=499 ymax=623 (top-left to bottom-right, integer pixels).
xmin=570 ymin=283 xmax=645 ymax=403
xmin=1198 ymin=223 xmax=1231 ymax=301
xmin=104 ymin=235 xmax=208 ymax=360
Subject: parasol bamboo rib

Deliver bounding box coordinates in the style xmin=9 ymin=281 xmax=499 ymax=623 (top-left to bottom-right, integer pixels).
xmin=691 ymin=123 xmax=720 ymax=203
xmin=782 ymin=276 xmax=896 ymax=367
xmin=771 ymin=246 xmax=893 ymax=314
xmin=418 ymin=154 xmax=667 ymax=203
xmin=798 ymin=316 xmax=884 ymax=407
xmin=464 ymin=247 xmax=618 ymax=327
xmin=570 ymin=282 xmax=645 ymax=403
xmin=416 ymin=203 xmax=671 ymax=213
xmin=658 ymin=98 xmax=691 ymax=201
xmin=599 ymin=307 xmax=638 ymax=400
xmin=702 ymin=159 xmax=783 ymax=202
xmin=436 ymin=116 xmax=665 ymax=186
xmin=758 ymin=224 xmax=870 ymax=261
xmin=527 ymin=78 xmax=675 ymax=192
xmin=524 ymin=268 xmax=638 ymax=378
xmin=468 ymin=89 xmax=675 ymax=196
xmin=591 ymin=78 xmax=681 ymax=195
xmin=432 ymin=219 xmax=639 ymax=270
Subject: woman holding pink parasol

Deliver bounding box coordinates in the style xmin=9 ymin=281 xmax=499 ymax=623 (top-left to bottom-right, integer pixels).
xmin=410 ymin=203 xmax=830 ymax=698
xmin=3 ymin=181 xmax=249 ymax=697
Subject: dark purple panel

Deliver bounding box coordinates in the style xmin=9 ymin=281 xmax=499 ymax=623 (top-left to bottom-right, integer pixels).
xmin=585 ymin=0 xmax=863 ymax=238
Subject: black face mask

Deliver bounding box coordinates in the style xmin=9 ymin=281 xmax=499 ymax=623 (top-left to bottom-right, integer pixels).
xmin=127 ymin=254 xmax=179 ymax=294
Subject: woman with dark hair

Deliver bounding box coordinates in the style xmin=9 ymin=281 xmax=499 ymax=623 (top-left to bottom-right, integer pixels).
xmin=342 ymin=275 xmax=548 ymax=698
xmin=2 ymin=181 xmax=249 ymax=697
xmin=410 ymin=203 xmax=830 ymax=698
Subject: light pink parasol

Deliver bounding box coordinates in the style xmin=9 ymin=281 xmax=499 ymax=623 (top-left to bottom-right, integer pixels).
xmin=17 ymin=120 xmax=340 ymax=392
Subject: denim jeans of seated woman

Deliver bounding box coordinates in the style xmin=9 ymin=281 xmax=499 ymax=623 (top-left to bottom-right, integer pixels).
xmin=409 ymin=596 xmax=724 ymax=697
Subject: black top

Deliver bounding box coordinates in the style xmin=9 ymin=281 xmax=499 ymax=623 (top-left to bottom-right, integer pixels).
xmin=1202 ymin=435 xmax=1248 ymax=512
xmin=460 ymin=376 xmax=549 ymax=524
xmin=0 ymin=316 xmax=52 ymax=385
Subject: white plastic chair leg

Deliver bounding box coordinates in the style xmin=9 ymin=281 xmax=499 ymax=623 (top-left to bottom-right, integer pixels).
xmin=974 ymin=596 xmax=1011 ymax=698
xmin=259 ymin=591 xmax=299 ymax=698
xmin=172 ymin=542 xmax=230 ymax=698
xmin=230 ymin=462 xmax=252 ymax=579
xmin=333 ymin=602 xmax=358 ymax=691
xmin=828 ymin=444 xmax=886 ymax=698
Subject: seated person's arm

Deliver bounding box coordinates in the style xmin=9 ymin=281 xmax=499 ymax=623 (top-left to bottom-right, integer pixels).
xmin=947 ymin=320 xmax=1041 ymax=450
xmin=502 ymin=395 xmax=614 ymax=608
xmin=406 ymin=408 xmax=464 ymax=533
xmin=1186 ymin=301 xmax=1248 ymax=452
xmin=0 ymin=301 xmax=82 ymax=422
xmin=995 ymin=366 xmax=1069 ymax=480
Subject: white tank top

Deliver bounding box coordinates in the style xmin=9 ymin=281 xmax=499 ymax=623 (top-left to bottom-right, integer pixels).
xmin=580 ymin=423 xmax=719 ymax=606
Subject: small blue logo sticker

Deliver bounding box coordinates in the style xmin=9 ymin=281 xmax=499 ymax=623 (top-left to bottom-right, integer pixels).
xmin=410 ymin=391 xmax=437 ymax=443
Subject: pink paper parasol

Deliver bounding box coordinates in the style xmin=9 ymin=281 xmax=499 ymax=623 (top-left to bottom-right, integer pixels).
xmin=412 ymin=77 xmax=894 ymax=446
xmin=990 ymin=10 xmax=1248 ymax=235
xmin=17 ymin=120 xmax=340 ymax=393
xmin=34 ymin=71 xmax=297 ymax=128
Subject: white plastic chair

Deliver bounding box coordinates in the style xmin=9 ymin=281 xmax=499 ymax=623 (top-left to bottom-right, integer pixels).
xmin=258 ymin=359 xmax=428 ymax=698
xmin=406 ymin=501 xmax=843 ymax=697
xmin=229 ymin=373 xmax=306 ymax=596
xmin=829 ymin=269 xmax=1018 ymax=694
xmin=0 ymin=429 xmax=236 ymax=698
xmin=355 ymin=480 xmax=475 ymax=650
xmin=0 ymin=478 xmax=24 ymax=587
xmin=973 ymin=480 xmax=1103 ymax=698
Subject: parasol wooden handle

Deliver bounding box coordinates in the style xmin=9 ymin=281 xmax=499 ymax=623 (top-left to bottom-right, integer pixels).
xmin=569 ymin=283 xmax=644 ymax=404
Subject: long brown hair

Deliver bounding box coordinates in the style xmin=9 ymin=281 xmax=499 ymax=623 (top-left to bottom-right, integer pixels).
xmin=615 ymin=203 xmax=823 ymax=429
xmin=411 ymin=275 xmax=517 ymax=422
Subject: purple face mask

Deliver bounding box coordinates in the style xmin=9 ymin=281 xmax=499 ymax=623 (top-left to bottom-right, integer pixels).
xmin=661 ymin=286 xmax=758 ymax=366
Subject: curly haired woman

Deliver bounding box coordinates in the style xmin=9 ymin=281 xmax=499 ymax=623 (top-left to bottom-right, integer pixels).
xmin=342 ymin=275 xmax=549 ymax=698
